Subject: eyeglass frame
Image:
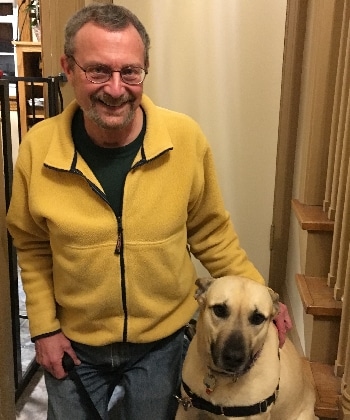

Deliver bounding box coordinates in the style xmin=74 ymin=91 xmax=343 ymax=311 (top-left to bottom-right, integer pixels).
xmin=67 ymin=55 xmax=148 ymax=85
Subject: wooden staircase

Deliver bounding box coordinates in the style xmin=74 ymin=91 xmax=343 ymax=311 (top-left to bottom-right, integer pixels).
xmin=292 ymin=200 xmax=342 ymax=420
xmin=273 ymin=2 xmax=350 ymax=418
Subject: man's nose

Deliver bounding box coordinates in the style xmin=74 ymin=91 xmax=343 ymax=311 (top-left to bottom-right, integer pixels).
xmin=105 ymin=71 xmax=125 ymax=94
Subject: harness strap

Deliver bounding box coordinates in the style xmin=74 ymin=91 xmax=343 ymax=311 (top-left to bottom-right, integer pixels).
xmin=180 ymin=380 xmax=279 ymax=417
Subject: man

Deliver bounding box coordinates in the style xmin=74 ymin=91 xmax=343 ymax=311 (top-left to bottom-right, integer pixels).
xmin=7 ymin=4 xmax=291 ymax=420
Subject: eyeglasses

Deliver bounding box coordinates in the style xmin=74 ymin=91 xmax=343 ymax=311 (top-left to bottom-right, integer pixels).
xmin=68 ymin=55 xmax=147 ymax=85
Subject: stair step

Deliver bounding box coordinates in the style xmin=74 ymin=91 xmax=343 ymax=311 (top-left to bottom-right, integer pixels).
xmin=296 ymin=274 xmax=342 ymax=316
xmin=303 ymin=359 xmax=341 ymax=419
xmin=292 ymin=199 xmax=334 ymax=232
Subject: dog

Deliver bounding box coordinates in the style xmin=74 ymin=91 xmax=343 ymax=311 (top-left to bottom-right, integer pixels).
xmin=175 ymin=276 xmax=317 ymax=419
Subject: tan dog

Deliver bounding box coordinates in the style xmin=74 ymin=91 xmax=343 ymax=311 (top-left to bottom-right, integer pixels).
xmin=175 ymin=276 xmax=317 ymax=420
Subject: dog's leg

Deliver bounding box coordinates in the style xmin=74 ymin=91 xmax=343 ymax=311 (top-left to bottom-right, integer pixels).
xmin=295 ymin=409 xmax=318 ymax=420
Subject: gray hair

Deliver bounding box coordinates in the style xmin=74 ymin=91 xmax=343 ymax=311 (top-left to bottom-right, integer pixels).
xmin=64 ymin=3 xmax=151 ymax=67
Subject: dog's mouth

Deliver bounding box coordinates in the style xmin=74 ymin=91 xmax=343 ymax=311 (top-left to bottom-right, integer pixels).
xmin=210 ymin=353 xmax=257 ymax=376
xmin=209 ymin=364 xmax=242 ymax=377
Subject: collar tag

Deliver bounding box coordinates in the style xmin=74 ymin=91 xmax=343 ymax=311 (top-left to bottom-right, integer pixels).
xmin=203 ymin=372 xmax=216 ymax=394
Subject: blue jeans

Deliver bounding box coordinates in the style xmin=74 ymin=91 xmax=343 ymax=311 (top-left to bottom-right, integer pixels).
xmin=45 ymin=328 xmax=184 ymax=420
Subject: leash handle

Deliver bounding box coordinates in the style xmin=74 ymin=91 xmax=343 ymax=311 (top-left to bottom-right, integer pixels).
xmin=62 ymin=352 xmax=75 ymax=372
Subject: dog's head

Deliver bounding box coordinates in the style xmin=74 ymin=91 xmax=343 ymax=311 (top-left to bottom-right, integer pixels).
xmin=195 ymin=276 xmax=279 ymax=375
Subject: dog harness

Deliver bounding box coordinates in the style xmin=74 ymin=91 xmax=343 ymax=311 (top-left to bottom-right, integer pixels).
xmin=176 ymin=380 xmax=279 ymax=416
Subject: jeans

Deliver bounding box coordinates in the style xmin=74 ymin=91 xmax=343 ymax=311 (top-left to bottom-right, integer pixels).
xmin=45 ymin=328 xmax=184 ymax=420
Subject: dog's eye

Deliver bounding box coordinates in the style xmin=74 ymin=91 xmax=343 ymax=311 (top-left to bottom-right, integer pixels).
xmin=212 ymin=304 xmax=229 ymax=319
xmin=249 ymin=311 xmax=266 ymax=326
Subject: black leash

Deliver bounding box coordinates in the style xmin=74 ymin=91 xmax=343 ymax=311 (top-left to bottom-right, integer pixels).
xmin=62 ymin=353 xmax=103 ymax=420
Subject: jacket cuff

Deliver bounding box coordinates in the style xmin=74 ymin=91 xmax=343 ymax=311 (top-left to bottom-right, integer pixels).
xmin=31 ymin=329 xmax=62 ymax=343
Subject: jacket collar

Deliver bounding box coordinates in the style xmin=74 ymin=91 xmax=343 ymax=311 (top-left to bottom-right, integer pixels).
xmin=44 ymin=95 xmax=174 ymax=172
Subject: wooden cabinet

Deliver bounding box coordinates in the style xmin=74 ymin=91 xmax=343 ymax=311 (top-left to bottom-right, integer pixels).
xmin=0 ymin=0 xmax=15 ymax=76
xmin=13 ymin=41 xmax=44 ymax=134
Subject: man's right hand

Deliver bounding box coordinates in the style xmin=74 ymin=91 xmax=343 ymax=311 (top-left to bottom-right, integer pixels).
xmin=35 ymin=333 xmax=81 ymax=379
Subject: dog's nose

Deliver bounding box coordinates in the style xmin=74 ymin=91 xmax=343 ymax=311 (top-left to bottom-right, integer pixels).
xmin=222 ymin=347 xmax=245 ymax=369
xmin=212 ymin=332 xmax=247 ymax=371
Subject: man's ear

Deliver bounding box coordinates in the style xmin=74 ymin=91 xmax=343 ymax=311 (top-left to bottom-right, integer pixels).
xmin=60 ymin=55 xmax=73 ymax=82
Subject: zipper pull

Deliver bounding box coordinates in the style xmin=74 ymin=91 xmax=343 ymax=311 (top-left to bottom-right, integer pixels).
xmin=115 ymin=216 xmax=123 ymax=254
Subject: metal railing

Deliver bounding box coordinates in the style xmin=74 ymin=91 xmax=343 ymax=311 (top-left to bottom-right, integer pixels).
xmin=0 ymin=75 xmax=63 ymax=399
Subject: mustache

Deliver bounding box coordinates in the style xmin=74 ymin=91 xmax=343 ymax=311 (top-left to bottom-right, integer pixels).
xmin=91 ymin=93 xmax=135 ymax=107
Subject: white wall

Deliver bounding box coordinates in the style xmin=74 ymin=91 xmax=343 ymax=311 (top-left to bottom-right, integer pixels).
xmin=116 ymin=0 xmax=287 ymax=280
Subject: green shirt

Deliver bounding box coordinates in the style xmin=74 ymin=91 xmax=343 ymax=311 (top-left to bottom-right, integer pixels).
xmin=72 ymin=109 xmax=145 ymax=215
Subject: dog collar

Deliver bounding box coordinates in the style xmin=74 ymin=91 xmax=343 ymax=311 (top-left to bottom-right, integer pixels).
xmin=177 ymin=380 xmax=279 ymax=417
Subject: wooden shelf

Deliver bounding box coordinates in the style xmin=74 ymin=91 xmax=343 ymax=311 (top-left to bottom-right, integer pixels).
xmin=25 ymin=81 xmax=43 ymax=86
xmin=296 ymin=274 xmax=342 ymax=316
xmin=27 ymin=114 xmax=44 ymax=119
xmin=0 ymin=1 xmax=15 ymax=75
xmin=12 ymin=41 xmax=43 ymax=135
xmin=292 ymin=199 xmax=334 ymax=232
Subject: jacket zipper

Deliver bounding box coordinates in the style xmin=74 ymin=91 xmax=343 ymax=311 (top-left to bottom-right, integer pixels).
xmin=115 ymin=216 xmax=123 ymax=255
xmin=115 ymin=215 xmax=128 ymax=341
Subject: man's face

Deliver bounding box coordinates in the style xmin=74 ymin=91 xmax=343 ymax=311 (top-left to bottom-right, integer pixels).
xmin=62 ymin=22 xmax=146 ymax=133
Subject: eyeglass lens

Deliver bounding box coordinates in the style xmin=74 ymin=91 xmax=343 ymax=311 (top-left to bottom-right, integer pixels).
xmin=86 ymin=65 xmax=145 ymax=84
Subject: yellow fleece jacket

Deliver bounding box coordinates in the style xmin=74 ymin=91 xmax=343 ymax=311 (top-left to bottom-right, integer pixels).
xmin=7 ymin=95 xmax=264 ymax=345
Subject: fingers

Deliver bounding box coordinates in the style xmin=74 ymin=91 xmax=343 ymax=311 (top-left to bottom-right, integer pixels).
xmin=35 ymin=333 xmax=81 ymax=379
xmin=275 ymin=302 xmax=293 ymax=348
xmin=63 ymin=349 xmax=81 ymax=367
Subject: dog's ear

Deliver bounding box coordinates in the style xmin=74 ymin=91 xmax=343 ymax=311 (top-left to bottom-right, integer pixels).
xmin=195 ymin=277 xmax=215 ymax=304
xmin=267 ymin=287 xmax=280 ymax=317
